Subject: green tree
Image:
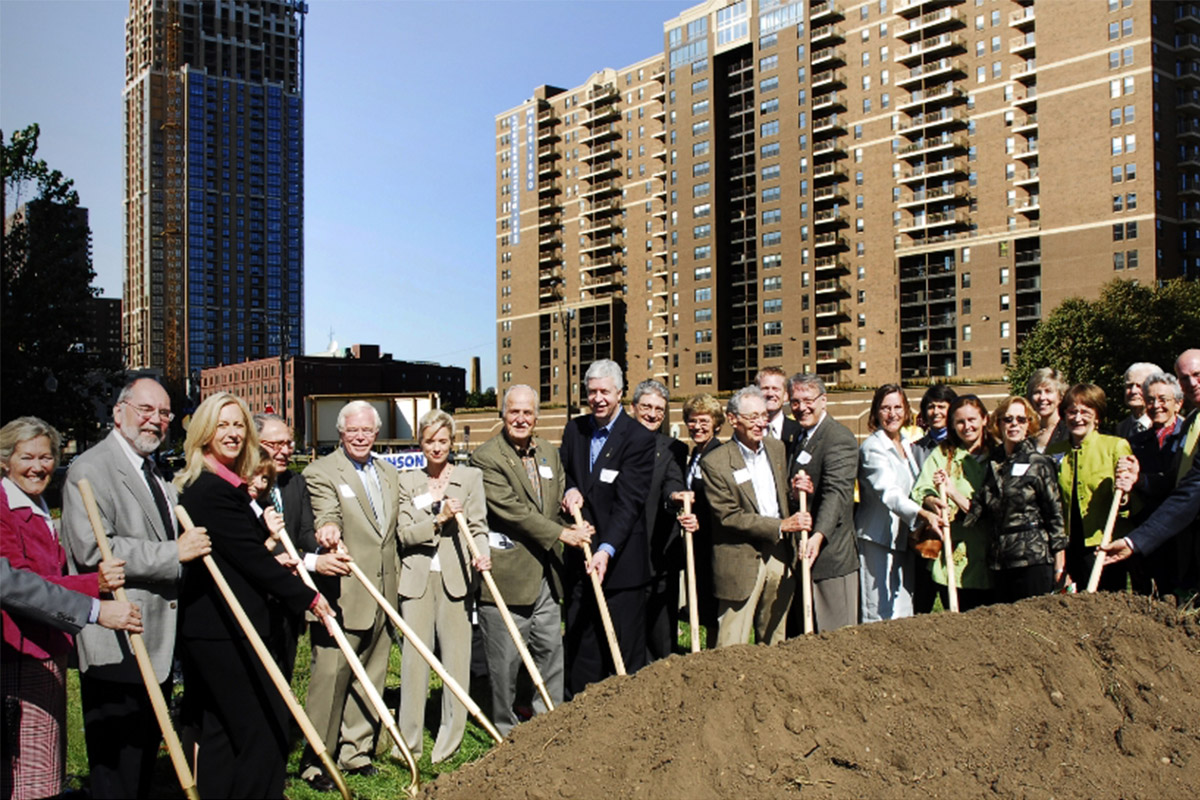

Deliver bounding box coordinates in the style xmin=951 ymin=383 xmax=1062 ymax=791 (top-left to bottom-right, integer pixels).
xmin=2 ymin=124 xmax=122 ymax=446
xmin=462 ymin=388 xmax=498 ymax=410
xmin=1007 ymin=279 xmax=1200 ymax=426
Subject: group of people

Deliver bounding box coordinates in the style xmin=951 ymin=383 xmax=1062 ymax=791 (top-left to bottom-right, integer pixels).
xmin=2 ymin=348 xmax=1198 ymax=798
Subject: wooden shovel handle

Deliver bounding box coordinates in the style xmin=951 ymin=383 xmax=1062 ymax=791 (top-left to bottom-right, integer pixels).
xmin=571 ymin=507 xmax=626 ymax=675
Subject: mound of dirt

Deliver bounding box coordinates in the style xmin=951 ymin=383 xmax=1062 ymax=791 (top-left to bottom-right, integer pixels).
xmin=425 ymin=593 xmax=1199 ymax=799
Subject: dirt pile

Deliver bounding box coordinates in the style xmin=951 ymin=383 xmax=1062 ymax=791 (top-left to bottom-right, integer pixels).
xmin=425 ymin=593 xmax=1199 ymax=799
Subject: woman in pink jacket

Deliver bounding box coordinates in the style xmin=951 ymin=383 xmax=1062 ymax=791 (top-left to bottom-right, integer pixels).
xmin=1 ymin=417 xmax=124 ymax=800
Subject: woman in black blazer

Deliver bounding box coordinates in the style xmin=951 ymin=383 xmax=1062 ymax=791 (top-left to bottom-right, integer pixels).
xmin=175 ymin=392 xmax=333 ymax=799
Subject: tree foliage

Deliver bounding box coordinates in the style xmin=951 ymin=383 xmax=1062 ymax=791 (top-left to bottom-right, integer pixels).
xmin=2 ymin=124 xmax=123 ymax=446
xmin=1007 ymin=279 xmax=1200 ymax=425
xmin=462 ymin=388 xmax=498 ymax=410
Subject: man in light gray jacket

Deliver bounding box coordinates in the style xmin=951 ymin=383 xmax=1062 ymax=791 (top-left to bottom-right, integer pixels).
xmin=61 ymin=376 xmax=210 ymax=800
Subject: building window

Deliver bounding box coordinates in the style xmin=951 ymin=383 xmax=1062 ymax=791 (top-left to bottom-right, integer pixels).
xmin=763 ymin=321 xmax=783 ymax=335
xmin=696 ymin=371 xmax=713 ymax=385
xmin=763 ymin=343 xmax=783 ymax=358
xmin=763 ymin=298 xmax=783 ymax=314
xmin=1000 ymin=321 xmax=1011 ymax=339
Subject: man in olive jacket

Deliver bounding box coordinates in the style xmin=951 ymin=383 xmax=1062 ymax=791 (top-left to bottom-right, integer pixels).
xmin=470 ymin=385 xmax=593 ymax=735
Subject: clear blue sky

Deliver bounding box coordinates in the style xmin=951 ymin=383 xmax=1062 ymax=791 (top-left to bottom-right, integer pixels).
xmin=1 ymin=0 xmax=684 ymax=389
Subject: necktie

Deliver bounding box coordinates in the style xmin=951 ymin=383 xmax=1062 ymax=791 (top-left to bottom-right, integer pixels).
xmin=270 ymin=486 xmax=285 ymax=515
xmin=142 ymin=457 xmax=176 ymax=539
xmin=796 ymin=427 xmax=809 ymax=453
xmin=361 ymin=460 xmax=384 ymax=524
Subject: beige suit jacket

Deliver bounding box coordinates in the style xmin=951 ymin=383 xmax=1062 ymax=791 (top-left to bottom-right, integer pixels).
xmin=700 ymin=436 xmax=792 ymax=603
xmin=397 ymin=466 xmax=489 ymax=600
xmin=303 ymin=448 xmax=400 ymax=630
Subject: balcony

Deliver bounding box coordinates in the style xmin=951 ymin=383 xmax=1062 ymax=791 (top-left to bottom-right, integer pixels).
xmin=585 ymin=197 xmax=622 ymax=216
xmin=537 ymin=160 xmax=561 ymax=178
xmin=537 ymin=125 xmax=560 ymax=143
xmin=1010 ymin=32 xmax=1035 ymax=55
xmin=580 ymin=234 xmax=622 ymax=254
xmin=812 ymin=47 xmax=846 ymax=66
xmin=1013 ymin=87 xmax=1038 ymax=107
xmin=816 ymin=348 xmax=849 ymax=366
xmin=896 ymin=132 xmax=969 ymax=158
xmin=582 ymin=143 xmax=620 ymax=163
xmin=899 ymin=107 xmax=967 ymax=134
xmin=580 ymin=179 xmax=620 ymax=199
xmin=583 ymin=162 xmax=621 ymax=180
xmin=1016 ymin=303 xmax=1042 ymax=320
xmin=1016 ymin=275 xmax=1041 ymax=292
xmin=585 ymin=85 xmax=618 ymax=108
xmin=812 ymin=117 xmax=848 ymax=137
xmin=537 ymin=196 xmax=562 ymax=212
xmin=898 ymin=32 xmax=966 ymax=64
xmin=1013 ymin=141 xmax=1039 ymax=160
xmin=1013 ymin=166 xmax=1039 ymax=186
xmin=1016 ymin=195 xmax=1040 ymax=214
xmin=581 ymin=124 xmax=620 ymax=147
xmin=537 ymin=179 xmax=560 ymax=195
xmin=1012 ymin=59 xmax=1038 ymax=81
xmin=900 ymin=286 xmax=955 ymax=305
xmin=538 ymin=232 xmax=562 ymax=248
xmin=897 ymin=58 xmax=966 ymax=88
xmin=898 ymin=84 xmax=966 ymax=111
xmin=581 ymin=217 xmax=620 ymax=237
xmin=897 ymin=8 xmax=964 ymax=41
xmin=809 ymin=1 xmax=843 ymax=24
xmin=898 ymin=157 xmax=967 ymax=183
xmin=814 ymin=255 xmax=850 ymax=274
xmin=581 ymin=255 xmax=623 ymax=271
xmin=813 ymin=186 xmax=849 ymax=204
xmin=899 ymin=209 xmax=967 ymax=233
xmin=813 ymin=138 xmax=847 ymax=158
xmin=813 ymin=162 xmax=848 ymax=180
xmin=1013 ymin=113 xmax=1038 ymax=134
xmin=538 ymin=249 xmax=563 ymax=266
xmin=812 ymin=70 xmax=847 ymax=90
xmin=814 ymin=233 xmax=849 ymax=250
xmin=537 ymin=213 xmax=562 ymax=229
xmin=899 ymin=185 xmax=968 ymax=207
xmin=812 ymin=92 xmax=847 ymax=113
xmin=537 ymin=144 xmax=560 ymax=159
xmin=814 ymin=208 xmax=848 ymax=227
xmin=815 ymin=324 xmax=849 ymax=342
xmin=1009 ymin=6 xmax=1035 ymax=29
xmin=810 ymin=23 xmax=845 ymax=45
xmin=814 ymin=301 xmax=848 ymax=318
xmin=1014 ymin=249 xmax=1042 ymax=266
xmin=814 ymin=278 xmax=850 ymax=295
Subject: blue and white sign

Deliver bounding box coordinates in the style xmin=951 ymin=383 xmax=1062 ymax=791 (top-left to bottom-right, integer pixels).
xmin=380 ymin=451 xmax=427 ymax=471
xmin=509 ymin=113 xmax=520 ymax=244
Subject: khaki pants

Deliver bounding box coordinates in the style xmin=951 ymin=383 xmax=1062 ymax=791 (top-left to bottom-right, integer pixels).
xmin=715 ymin=538 xmax=795 ymax=647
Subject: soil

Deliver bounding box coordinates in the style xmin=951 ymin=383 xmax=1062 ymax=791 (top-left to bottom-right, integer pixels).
xmin=424 ymin=593 xmax=1200 ymax=799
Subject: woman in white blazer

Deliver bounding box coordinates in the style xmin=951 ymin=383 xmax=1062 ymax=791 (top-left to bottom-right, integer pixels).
xmin=397 ymin=409 xmax=490 ymax=764
xmin=855 ymin=385 xmax=943 ymax=622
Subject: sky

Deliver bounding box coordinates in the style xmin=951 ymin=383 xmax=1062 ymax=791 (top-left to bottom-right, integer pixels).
xmin=0 ymin=0 xmax=687 ymax=389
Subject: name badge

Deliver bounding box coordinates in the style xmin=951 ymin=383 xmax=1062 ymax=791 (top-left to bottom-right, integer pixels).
xmin=796 ymin=451 xmax=813 ymax=465
xmin=733 ymin=468 xmax=752 ymax=485
xmin=1011 ymin=463 xmax=1031 ymax=477
xmin=538 ymin=464 xmax=554 ymax=479
xmin=488 ymin=531 xmax=515 ymax=550
xmin=338 ymin=483 xmax=356 ymax=499
xmin=413 ymin=492 xmax=434 ymax=510
xmin=599 ymin=468 xmax=619 ymax=484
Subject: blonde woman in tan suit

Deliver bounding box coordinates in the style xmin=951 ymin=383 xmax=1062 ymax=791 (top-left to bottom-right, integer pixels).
xmin=397 ymin=409 xmax=490 ymax=763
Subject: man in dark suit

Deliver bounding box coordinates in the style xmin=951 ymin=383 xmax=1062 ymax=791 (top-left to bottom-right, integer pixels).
xmin=61 ymin=376 xmax=212 ymax=800
xmin=1102 ymin=455 xmax=1200 ymax=582
xmin=629 ymin=380 xmax=693 ymax=662
xmin=787 ymin=373 xmax=860 ymax=633
xmin=559 ymin=359 xmax=655 ymax=696
xmin=757 ymin=367 xmax=801 ymax=456
xmin=253 ymin=414 xmax=352 ymax=679
xmin=470 ymin=385 xmax=593 ymax=734
xmin=701 ymin=386 xmax=808 ymax=647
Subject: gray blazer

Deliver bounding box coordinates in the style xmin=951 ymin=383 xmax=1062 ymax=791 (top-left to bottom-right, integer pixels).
xmin=788 ymin=415 xmax=860 ymax=582
xmin=855 ymin=429 xmax=922 ymax=552
xmin=61 ymin=431 xmax=181 ymax=683
xmin=304 ymin=447 xmax=401 ymax=631
xmin=0 ymin=557 xmax=92 ymax=634
xmin=397 ymin=466 xmax=489 ymax=600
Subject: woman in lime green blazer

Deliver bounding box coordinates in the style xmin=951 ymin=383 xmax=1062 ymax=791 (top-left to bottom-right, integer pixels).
xmin=913 ymin=395 xmax=994 ymax=611
xmin=1045 ymin=384 xmax=1140 ymax=592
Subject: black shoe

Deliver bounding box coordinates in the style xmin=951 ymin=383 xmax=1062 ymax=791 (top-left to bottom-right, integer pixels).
xmin=305 ymin=772 xmax=336 ymax=792
xmin=346 ymin=764 xmax=379 ymax=778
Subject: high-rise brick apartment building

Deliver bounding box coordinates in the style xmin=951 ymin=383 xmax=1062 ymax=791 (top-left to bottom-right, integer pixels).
xmin=124 ymin=0 xmax=306 ymax=397
xmin=497 ymin=0 xmax=1195 ymax=402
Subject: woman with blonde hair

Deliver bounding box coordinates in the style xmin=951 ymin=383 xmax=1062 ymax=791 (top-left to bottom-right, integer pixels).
xmin=1026 ymin=367 xmax=1070 ymax=452
xmin=1 ymin=417 xmax=125 ymax=800
xmin=681 ymin=393 xmax=724 ymax=646
xmin=397 ymin=408 xmax=489 ymax=763
xmin=176 ymin=393 xmax=334 ymax=798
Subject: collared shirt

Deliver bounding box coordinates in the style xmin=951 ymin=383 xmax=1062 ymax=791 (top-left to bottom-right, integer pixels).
xmin=766 ymin=412 xmax=784 ymax=440
xmin=507 ymin=434 xmax=542 ymax=504
xmin=204 ymin=454 xmax=247 ymax=489
xmin=687 ymin=446 xmax=706 ymax=490
xmin=589 ymin=406 xmax=623 ymax=471
xmin=113 ymin=430 xmax=174 ymax=526
xmin=734 ymin=437 xmax=781 ymax=519
xmin=796 ymin=410 xmax=827 ymax=453
xmin=347 ymin=447 xmax=385 ymax=521
xmin=2 ymin=476 xmax=56 ymax=542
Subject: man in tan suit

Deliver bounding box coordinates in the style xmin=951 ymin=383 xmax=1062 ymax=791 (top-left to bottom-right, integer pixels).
xmin=470 ymin=385 xmax=592 ymax=734
xmin=299 ymin=401 xmax=400 ymax=789
xmin=700 ymin=386 xmax=808 ymax=647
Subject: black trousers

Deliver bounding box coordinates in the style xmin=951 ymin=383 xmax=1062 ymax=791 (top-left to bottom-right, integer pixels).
xmin=79 ymin=674 xmax=171 ymax=800
xmin=937 ymin=585 xmax=993 ymax=612
xmin=181 ymin=636 xmax=291 ymax=799
xmin=994 ymin=563 xmax=1055 ymax=603
xmin=645 ymin=573 xmax=681 ymax=662
xmin=564 ymin=580 xmax=647 ymax=699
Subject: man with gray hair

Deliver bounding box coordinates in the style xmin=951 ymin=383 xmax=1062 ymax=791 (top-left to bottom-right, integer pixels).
xmin=299 ymin=400 xmax=400 ymax=789
xmin=470 ymin=385 xmax=594 ymax=733
xmin=787 ymin=373 xmax=860 ymax=633
xmin=1117 ymin=362 xmax=1162 ymax=439
xmin=559 ymin=360 xmax=655 ymax=694
xmin=700 ymin=386 xmax=809 ymax=646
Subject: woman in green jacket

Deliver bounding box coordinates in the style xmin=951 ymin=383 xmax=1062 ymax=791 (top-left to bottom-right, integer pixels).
xmin=1045 ymin=384 xmax=1139 ymax=592
xmin=913 ymin=395 xmax=994 ymax=611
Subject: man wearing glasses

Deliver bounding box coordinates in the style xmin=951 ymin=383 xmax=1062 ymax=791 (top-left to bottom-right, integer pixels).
xmin=700 ymin=386 xmax=808 ymax=648
xmin=253 ymin=413 xmax=352 ymax=678
xmin=62 ymin=376 xmax=211 ymax=799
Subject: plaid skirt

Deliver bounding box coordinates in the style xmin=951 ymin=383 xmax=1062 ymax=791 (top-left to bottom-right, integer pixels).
xmin=1 ymin=653 xmax=66 ymax=800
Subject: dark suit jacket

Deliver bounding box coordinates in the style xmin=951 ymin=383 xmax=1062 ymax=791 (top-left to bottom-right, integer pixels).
xmin=470 ymin=434 xmax=567 ymax=606
xmin=788 ymin=415 xmax=859 ymax=582
xmin=646 ymin=433 xmax=688 ymax=582
xmin=700 ymin=436 xmax=792 ymax=602
xmin=780 ymin=417 xmax=802 ymax=461
xmin=276 ymin=470 xmax=317 ymax=551
xmin=0 ymin=556 xmax=92 ymax=635
xmin=178 ymin=471 xmax=315 ymax=641
xmin=1130 ymin=456 xmax=1200 ymax=557
xmin=560 ymin=409 xmax=655 ymax=591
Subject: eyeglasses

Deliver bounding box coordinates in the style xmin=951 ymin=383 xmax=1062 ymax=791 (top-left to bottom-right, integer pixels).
xmin=261 ymin=439 xmax=294 ymax=450
xmin=634 ymin=403 xmax=665 ymax=417
xmin=343 ymin=427 xmax=377 ymax=436
xmin=737 ymin=413 xmax=769 ymax=424
xmin=125 ymin=403 xmax=174 ymax=423
xmin=1001 ymin=415 xmax=1028 ymax=424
